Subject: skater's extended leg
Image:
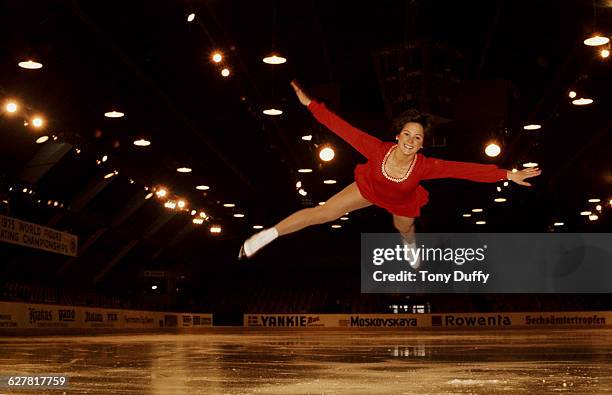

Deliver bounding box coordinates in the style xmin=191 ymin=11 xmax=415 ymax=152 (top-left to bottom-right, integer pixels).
xmin=239 ymin=182 xmax=371 ymax=258
xmin=275 ymin=182 xmax=371 ymax=236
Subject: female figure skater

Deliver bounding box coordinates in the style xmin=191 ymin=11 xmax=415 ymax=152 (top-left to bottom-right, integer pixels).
xmin=239 ymin=81 xmax=541 ymax=266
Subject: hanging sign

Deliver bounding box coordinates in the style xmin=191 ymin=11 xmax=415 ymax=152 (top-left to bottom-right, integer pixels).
xmin=0 ymin=214 xmax=78 ymax=257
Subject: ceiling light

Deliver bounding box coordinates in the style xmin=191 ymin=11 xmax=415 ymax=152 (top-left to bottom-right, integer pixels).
xmin=588 ymin=198 xmax=601 ymax=203
xmin=503 ymin=181 xmax=509 ymax=186
xmin=155 ymin=188 xmax=167 ymax=198
xmin=589 ymin=214 xmax=599 ymax=221
xmin=212 ymin=52 xmax=222 ymax=63
xmin=190 ymin=210 xmax=197 ymax=216
xmin=494 ymin=198 xmax=507 ymax=203
xmin=192 ymin=218 xmax=204 ymax=225
xmin=223 ymin=203 xmax=235 ymax=208
xmin=32 ymin=117 xmax=44 ymax=128
xmin=523 ymin=124 xmax=541 ymax=130
xmin=164 ymin=200 xmax=177 ymax=209
xmin=298 ymin=168 xmax=312 ymax=173
xmin=471 ymin=208 xmax=483 ymax=213
xmin=496 ymin=186 xmax=501 ymax=192
xmin=5 ymin=101 xmax=18 ymax=113
xmin=475 ymin=221 xmax=486 ymax=225
xmin=187 ymin=13 xmax=195 ymax=22
xmin=253 ymin=225 xmax=263 ymax=229
xmin=462 ymin=213 xmax=472 ymax=218
xmin=553 ymin=222 xmax=564 ymax=226
xmin=263 ymin=108 xmax=282 ymax=116
xmin=572 ymin=98 xmax=593 ymax=105
xmin=101 ymin=155 xmax=108 ymax=162
xmin=584 ymin=35 xmax=610 ymax=46
xmin=580 ymin=211 xmax=592 ymax=216
xmin=133 ymin=138 xmax=151 ymax=146
xmin=145 ymin=192 xmax=154 ymax=200
xmin=523 ymin=162 xmax=538 ymax=168
xmin=36 ymin=136 xmax=49 ymax=144
xmin=221 ymin=68 xmax=230 ymax=77
xmin=263 ymin=54 xmax=287 ymax=64
xmin=177 ymin=200 xmax=186 ymax=209
xmin=331 ymin=224 xmax=342 ymax=229
xmin=176 ymin=167 xmax=192 ymax=173
xmin=196 ymin=185 xmax=210 ymax=191
xmin=318 ymin=202 xmax=326 ymax=206
xmin=233 ymin=213 xmax=245 ymax=218
xmin=104 ymin=111 xmax=124 ymax=118
xmin=104 ymin=171 xmax=116 ymax=179
xmin=319 ymin=146 xmax=335 ymax=162
xmin=210 ymin=225 xmax=222 ymax=234
xmin=18 ymin=60 xmax=43 ymax=69
xmin=340 ymin=216 xmax=349 ymax=220
xmin=295 ymin=181 xmax=302 ymax=189
xmin=323 ymin=179 xmax=337 ymax=184
xmin=568 ymin=91 xmax=577 ymax=98
xmin=199 ymin=212 xmax=208 ymax=219
xmin=151 ymin=285 xmax=158 ymax=290
xmin=596 ymin=204 xmax=602 ymax=211
xmin=301 ymin=135 xmax=312 ymax=141
xmin=602 ymin=49 xmax=610 ymax=58
xmin=298 ymin=188 xmax=307 ymax=196
xmin=485 ymin=143 xmax=501 ymax=157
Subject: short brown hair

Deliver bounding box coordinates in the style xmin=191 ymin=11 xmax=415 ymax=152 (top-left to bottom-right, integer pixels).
xmin=392 ymin=109 xmax=430 ymax=136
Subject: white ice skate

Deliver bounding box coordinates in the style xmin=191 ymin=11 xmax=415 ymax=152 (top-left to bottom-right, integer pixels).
xmin=238 ymin=227 xmax=278 ymax=260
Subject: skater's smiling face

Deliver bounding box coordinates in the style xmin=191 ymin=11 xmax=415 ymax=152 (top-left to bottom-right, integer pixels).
xmin=396 ymin=122 xmax=424 ymax=156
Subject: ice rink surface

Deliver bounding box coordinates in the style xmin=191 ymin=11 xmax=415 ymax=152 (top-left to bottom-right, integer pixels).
xmin=1 ymin=328 xmax=611 ymax=394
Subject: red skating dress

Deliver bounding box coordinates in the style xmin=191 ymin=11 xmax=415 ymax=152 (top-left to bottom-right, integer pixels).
xmin=308 ymin=101 xmax=507 ymax=217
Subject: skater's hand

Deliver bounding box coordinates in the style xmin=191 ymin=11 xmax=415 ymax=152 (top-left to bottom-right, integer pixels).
xmin=507 ymin=167 xmax=542 ymax=187
xmin=290 ymin=80 xmax=312 ymax=106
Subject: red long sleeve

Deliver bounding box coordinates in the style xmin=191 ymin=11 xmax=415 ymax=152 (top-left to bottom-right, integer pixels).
xmin=420 ymin=156 xmax=507 ymax=183
xmin=307 ymin=101 xmax=383 ymax=159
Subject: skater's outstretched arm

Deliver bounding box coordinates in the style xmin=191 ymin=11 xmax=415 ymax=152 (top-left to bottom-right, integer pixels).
xmin=291 ymin=80 xmax=383 ymax=159
xmin=420 ymin=156 xmax=542 ymax=186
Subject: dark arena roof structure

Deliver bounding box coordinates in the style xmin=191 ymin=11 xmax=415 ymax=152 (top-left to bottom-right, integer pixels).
xmin=0 ymin=0 xmax=611 ymax=313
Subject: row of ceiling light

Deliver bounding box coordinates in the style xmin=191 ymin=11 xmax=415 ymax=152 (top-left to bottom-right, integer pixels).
xmin=9 ymin=39 xmax=319 ymax=236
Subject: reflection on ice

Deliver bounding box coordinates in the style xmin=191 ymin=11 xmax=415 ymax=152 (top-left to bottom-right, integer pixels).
xmin=0 ymin=329 xmax=611 ymax=394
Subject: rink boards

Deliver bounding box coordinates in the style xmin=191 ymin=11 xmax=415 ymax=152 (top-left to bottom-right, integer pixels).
xmin=2 ymin=300 xmax=612 ymax=334
xmin=244 ymin=311 xmax=612 ymax=329
xmin=0 ymin=301 xmax=212 ymax=333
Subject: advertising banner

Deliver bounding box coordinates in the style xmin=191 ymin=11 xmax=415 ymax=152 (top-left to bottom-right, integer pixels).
xmin=0 ymin=301 xmax=212 ymax=332
xmin=0 ymin=214 xmax=78 ymax=257
xmin=244 ymin=312 xmax=612 ymax=329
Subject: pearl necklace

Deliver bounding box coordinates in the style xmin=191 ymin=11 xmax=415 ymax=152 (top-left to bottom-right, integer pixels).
xmin=381 ymin=145 xmax=417 ymax=183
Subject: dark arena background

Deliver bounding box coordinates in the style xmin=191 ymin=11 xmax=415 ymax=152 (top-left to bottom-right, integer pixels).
xmin=1 ymin=1 xmax=612 ymax=394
